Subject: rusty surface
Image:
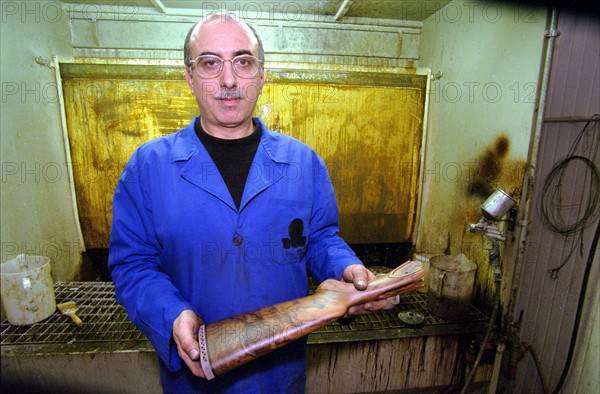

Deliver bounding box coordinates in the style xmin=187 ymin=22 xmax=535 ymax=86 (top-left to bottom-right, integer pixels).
xmin=61 ymin=65 xmax=426 ymax=248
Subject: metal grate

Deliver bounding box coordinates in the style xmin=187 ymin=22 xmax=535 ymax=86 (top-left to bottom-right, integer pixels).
xmin=1 ymin=282 xmax=147 ymax=350
xmin=1 ymin=282 xmax=488 ymax=351
xmin=309 ymin=291 xmax=488 ymax=344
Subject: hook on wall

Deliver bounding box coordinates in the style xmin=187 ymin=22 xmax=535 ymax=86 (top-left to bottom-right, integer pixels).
xmin=35 ymin=56 xmax=55 ymax=69
xmin=430 ymin=71 xmax=443 ymax=81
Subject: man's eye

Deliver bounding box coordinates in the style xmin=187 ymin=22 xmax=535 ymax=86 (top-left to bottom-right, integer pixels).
xmin=202 ymin=59 xmax=220 ymax=68
xmin=236 ymin=58 xmax=251 ymax=67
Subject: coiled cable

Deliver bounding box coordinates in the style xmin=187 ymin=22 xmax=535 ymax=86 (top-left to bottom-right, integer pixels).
xmin=539 ymin=117 xmax=600 ymax=278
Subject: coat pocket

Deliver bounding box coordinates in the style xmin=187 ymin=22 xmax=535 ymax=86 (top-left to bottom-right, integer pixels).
xmin=268 ymin=199 xmax=311 ymax=265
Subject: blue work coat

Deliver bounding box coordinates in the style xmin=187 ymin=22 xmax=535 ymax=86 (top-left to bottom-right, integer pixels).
xmin=108 ymin=117 xmax=361 ymax=393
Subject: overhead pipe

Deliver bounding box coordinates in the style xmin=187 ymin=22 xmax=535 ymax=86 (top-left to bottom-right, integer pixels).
xmin=506 ymin=7 xmax=559 ymax=329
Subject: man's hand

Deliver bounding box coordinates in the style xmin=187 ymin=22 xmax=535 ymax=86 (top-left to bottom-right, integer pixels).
xmin=173 ymin=309 xmax=206 ymax=378
xmin=342 ymin=264 xmax=397 ymax=316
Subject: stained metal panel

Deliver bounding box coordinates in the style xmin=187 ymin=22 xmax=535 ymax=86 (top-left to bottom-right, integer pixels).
xmin=60 ymin=65 xmax=426 ymax=248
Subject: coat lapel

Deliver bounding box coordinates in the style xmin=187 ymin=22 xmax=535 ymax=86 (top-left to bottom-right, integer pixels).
xmin=174 ymin=119 xmax=237 ymax=210
xmin=173 ymin=117 xmax=290 ymax=212
xmin=239 ymin=119 xmax=291 ymax=211
xmin=239 ymin=145 xmax=285 ymax=210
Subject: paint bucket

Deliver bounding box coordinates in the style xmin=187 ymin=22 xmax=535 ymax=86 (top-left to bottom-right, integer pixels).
xmin=427 ymin=254 xmax=477 ymax=320
xmin=1 ymin=254 xmax=56 ymax=325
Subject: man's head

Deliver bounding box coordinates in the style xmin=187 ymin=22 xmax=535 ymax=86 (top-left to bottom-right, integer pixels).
xmin=184 ymin=13 xmax=265 ymax=71
xmin=184 ymin=12 xmax=265 ymax=138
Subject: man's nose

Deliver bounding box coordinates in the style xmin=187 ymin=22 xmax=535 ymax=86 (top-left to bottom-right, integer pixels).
xmin=220 ymin=60 xmax=237 ymax=88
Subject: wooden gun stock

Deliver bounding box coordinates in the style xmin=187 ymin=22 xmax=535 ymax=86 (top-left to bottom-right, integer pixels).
xmin=198 ymin=261 xmax=425 ymax=380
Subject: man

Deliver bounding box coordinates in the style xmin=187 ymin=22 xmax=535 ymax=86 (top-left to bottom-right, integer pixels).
xmin=109 ymin=12 xmax=388 ymax=393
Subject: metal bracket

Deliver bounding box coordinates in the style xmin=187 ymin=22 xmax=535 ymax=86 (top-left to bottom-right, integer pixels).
xmin=35 ymin=56 xmax=55 ymax=69
xmin=544 ymin=28 xmax=561 ymax=38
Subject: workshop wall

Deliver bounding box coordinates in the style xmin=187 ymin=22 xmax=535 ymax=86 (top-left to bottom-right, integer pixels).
xmin=416 ymin=1 xmax=547 ymax=305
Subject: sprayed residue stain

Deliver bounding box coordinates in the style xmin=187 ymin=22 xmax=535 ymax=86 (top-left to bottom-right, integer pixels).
xmin=467 ymin=134 xmax=511 ymax=198
xmin=494 ymin=135 xmax=510 ymax=157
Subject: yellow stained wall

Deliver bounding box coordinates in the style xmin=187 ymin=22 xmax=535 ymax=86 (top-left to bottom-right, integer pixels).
xmin=61 ymin=65 xmax=426 ymax=249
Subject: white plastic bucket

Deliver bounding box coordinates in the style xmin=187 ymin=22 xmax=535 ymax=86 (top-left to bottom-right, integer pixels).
xmin=1 ymin=254 xmax=56 ymax=325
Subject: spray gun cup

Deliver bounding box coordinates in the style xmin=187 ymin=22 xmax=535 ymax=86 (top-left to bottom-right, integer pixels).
xmin=481 ymin=189 xmax=516 ymax=221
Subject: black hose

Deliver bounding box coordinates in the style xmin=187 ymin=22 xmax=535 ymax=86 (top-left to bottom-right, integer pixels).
xmin=460 ymin=274 xmax=501 ymax=394
xmin=551 ymin=219 xmax=600 ymax=394
xmin=522 ymin=343 xmax=550 ymax=394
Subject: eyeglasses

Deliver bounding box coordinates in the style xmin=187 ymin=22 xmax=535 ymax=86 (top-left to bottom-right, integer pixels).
xmin=189 ymin=54 xmax=263 ymax=79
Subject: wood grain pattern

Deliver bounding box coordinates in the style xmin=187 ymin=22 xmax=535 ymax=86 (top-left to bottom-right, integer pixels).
xmin=202 ymin=261 xmax=425 ymax=378
xmin=306 ymin=335 xmax=466 ymax=392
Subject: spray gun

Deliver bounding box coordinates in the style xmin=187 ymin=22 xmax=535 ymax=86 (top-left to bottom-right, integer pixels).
xmin=462 ymin=189 xmax=517 ymax=394
xmin=470 ymin=189 xmax=516 ymax=279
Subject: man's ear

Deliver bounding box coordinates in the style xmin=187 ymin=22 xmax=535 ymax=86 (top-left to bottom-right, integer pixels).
xmin=185 ymin=68 xmax=194 ymax=93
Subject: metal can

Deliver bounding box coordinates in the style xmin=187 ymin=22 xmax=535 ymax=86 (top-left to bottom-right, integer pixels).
xmin=481 ymin=189 xmax=516 ymax=220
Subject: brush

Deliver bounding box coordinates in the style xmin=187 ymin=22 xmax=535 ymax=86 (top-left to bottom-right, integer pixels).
xmin=57 ymin=301 xmax=83 ymax=327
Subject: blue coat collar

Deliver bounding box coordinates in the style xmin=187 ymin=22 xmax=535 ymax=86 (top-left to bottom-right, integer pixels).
xmin=170 ymin=117 xmax=290 ymax=164
xmin=172 ymin=117 xmax=289 ymax=211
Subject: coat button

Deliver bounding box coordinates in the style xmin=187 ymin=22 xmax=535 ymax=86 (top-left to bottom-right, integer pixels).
xmin=232 ymin=235 xmax=243 ymax=246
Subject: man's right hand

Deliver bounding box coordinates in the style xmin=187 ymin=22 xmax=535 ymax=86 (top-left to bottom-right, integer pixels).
xmin=173 ymin=309 xmax=206 ymax=378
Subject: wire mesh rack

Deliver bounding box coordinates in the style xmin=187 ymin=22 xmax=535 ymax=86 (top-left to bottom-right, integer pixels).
xmin=1 ymin=282 xmax=488 ymax=353
xmin=1 ymin=282 xmax=149 ymax=355
xmin=308 ymin=291 xmax=488 ymax=344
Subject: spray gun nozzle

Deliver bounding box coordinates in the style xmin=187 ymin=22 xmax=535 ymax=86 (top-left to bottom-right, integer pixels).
xmin=469 ymin=219 xmax=507 ymax=242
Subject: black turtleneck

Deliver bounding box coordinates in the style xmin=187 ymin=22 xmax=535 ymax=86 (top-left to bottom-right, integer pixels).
xmin=195 ymin=119 xmax=261 ymax=209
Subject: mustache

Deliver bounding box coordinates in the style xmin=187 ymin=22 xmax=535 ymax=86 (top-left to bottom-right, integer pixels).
xmin=214 ymin=90 xmax=245 ymax=100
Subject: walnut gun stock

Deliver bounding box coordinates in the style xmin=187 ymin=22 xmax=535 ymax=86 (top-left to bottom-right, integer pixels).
xmin=198 ymin=261 xmax=425 ymax=380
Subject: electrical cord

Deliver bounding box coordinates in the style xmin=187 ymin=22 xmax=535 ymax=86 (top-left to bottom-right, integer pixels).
xmin=551 ymin=219 xmax=599 ymax=394
xmin=539 ymin=117 xmax=600 ymax=278
xmin=540 ymin=155 xmax=600 ymax=236
xmin=521 ymin=342 xmax=550 ymax=394
xmin=460 ymin=274 xmax=500 ymax=394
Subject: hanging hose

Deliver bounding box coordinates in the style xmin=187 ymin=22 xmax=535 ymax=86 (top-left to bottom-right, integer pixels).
xmin=521 ymin=343 xmax=550 ymax=394
xmin=551 ymin=219 xmax=600 ymax=394
xmin=460 ymin=271 xmax=501 ymax=394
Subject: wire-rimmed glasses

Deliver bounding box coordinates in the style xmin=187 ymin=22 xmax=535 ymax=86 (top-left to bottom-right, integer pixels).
xmin=189 ymin=54 xmax=263 ymax=79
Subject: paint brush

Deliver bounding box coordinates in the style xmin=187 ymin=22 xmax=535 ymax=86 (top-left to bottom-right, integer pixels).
xmin=57 ymin=301 xmax=83 ymax=327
